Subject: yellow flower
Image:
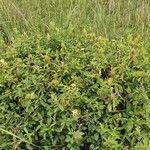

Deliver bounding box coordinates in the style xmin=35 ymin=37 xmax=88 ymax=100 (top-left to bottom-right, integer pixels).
xmin=0 ymin=59 xmax=8 ymax=66
xmin=71 ymin=83 xmax=76 ymax=88
xmin=72 ymin=109 xmax=81 ymax=119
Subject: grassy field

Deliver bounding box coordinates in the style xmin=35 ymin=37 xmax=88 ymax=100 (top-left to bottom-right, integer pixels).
xmin=0 ymin=0 xmax=150 ymax=40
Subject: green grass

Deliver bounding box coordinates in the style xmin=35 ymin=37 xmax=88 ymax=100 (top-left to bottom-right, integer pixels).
xmin=0 ymin=0 xmax=150 ymax=40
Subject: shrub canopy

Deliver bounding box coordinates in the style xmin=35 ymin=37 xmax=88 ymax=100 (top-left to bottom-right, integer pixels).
xmin=0 ymin=29 xmax=150 ymax=150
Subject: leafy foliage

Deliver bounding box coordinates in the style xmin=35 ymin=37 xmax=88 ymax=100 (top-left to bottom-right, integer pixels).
xmin=0 ymin=29 xmax=150 ymax=150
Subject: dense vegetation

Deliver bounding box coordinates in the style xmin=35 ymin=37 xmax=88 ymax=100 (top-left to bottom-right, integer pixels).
xmin=0 ymin=29 xmax=150 ymax=149
xmin=0 ymin=0 xmax=150 ymax=150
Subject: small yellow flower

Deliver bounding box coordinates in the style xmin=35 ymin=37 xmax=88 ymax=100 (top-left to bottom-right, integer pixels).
xmin=72 ymin=109 xmax=81 ymax=119
xmin=0 ymin=59 xmax=5 ymax=63
xmin=71 ymin=83 xmax=76 ymax=88
xmin=0 ymin=59 xmax=8 ymax=66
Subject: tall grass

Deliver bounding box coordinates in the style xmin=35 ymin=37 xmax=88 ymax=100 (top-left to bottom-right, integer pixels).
xmin=0 ymin=0 xmax=150 ymax=40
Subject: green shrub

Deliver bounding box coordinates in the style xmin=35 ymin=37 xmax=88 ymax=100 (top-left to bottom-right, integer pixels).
xmin=0 ymin=29 xmax=150 ymax=150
